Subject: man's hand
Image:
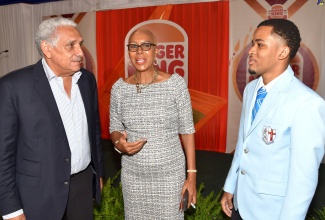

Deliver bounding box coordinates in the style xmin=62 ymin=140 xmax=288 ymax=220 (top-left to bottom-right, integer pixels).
xmin=220 ymin=191 xmax=234 ymax=217
xmin=100 ymin=177 xmax=103 ymax=192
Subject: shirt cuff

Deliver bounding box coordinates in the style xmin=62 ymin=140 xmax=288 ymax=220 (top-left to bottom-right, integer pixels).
xmin=2 ymin=209 xmax=24 ymax=219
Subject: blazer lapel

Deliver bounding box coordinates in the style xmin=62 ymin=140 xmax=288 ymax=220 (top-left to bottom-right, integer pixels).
xmin=248 ymin=68 xmax=294 ymax=135
xmin=243 ymin=83 xmax=256 ymax=136
xmin=32 ymin=61 xmax=69 ymax=146
xmin=77 ymin=70 xmax=91 ymax=130
xmin=249 ymin=87 xmax=281 ymax=131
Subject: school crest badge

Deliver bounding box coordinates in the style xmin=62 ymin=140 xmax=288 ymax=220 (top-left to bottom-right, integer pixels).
xmin=263 ymin=126 xmax=276 ymax=145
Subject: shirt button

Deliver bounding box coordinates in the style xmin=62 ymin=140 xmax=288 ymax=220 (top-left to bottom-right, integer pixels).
xmin=241 ymin=170 xmax=246 ymax=175
xmin=244 ymin=148 xmax=249 ymax=154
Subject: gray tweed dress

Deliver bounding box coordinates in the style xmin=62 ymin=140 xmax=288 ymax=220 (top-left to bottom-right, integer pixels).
xmin=110 ymin=73 xmax=195 ymax=219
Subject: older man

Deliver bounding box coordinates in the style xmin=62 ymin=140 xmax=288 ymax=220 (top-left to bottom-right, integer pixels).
xmin=0 ymin=17 xmax=103 ymax=220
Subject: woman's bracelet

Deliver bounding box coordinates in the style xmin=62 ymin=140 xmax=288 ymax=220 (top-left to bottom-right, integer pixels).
xmin=187 ymin=170 xmax=197 ymax=173
xmin=114 ymin=140 xmax=122 ymax=154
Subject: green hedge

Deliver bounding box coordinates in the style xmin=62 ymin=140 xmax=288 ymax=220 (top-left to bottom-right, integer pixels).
xmin=94 ymin=171 xmax=325 ymax=220
xmin=94 ymin=171 xmax=124 ymax=219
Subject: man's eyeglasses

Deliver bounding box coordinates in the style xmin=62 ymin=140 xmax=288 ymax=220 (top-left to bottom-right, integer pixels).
xmin=127 ymin=43 xmax=156 ymax=52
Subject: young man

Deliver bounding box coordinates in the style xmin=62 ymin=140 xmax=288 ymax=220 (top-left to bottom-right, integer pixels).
xmin=221 ymin=19 xmax=325 ymax=220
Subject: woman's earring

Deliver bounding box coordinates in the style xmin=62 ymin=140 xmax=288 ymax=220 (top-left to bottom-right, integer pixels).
xmin=128 ymin=59 xmax=132 ymax=66
xmin=153 ymin=59 xmax=159 ymax=66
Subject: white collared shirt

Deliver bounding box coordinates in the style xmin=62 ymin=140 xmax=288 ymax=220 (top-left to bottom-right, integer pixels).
xmin=42 ymin=58 xmax=91 ymax=175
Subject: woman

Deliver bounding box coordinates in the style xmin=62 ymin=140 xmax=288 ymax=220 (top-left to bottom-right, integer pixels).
xmin=109 ymin=28 xmax=196 ymax=219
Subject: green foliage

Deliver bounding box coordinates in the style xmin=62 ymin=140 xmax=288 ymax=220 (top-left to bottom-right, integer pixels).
xmin=185 ymin=183 xmax=228 ymax=220
xmin=307 ymin=206 xmax=325 ymax=220
xmin=94 ymin=170 xmax=124 ymax=220
xmin=94 ymin=171 xmax=228 ymax=219
xmin=94 ymin=171 xmax=325 ymax=220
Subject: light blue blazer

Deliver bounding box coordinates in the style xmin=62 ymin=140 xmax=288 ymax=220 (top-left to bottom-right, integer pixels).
xmin=224 ymin=66 xmax=325 ymax=220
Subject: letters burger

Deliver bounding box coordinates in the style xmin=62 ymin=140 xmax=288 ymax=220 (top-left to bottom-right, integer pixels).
xmin=125 ymin=20 xmax=189 ymax=83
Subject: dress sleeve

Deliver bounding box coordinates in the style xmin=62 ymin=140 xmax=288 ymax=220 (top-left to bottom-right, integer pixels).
xmin=174 ymin=75 xmax=195 ymax=134
xmin=109 ymin=80 xmax=125 ymax=134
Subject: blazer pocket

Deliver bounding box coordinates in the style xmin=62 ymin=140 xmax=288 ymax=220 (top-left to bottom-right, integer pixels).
xmin=258 ymin=179 xmax=287 ymax=197
xmin=16 ymin=159 xmax=41 ymax=188
xmin=17 ymin=172 xmax=40 ymax=188
xmin=21 ymin=158 xmax=41 ymax=174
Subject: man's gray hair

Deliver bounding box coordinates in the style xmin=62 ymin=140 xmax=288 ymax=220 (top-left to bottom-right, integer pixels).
xmin=35 ymin=17 xmax=77 ymax=56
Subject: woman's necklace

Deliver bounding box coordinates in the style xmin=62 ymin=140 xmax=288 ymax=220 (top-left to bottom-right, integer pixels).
xmin=134 ymin=69 xmax=159 ymax=93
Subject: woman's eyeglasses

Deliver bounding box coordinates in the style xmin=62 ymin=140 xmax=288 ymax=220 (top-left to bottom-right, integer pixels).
xmin=127 ymin=43 xmax=156 ymax=52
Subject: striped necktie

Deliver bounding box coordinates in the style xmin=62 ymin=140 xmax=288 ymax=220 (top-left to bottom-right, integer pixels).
xmin=252 ymin=86 xmax=267 ymax=123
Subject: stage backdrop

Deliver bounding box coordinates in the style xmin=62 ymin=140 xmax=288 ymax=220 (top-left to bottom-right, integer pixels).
xmin=227 ymin=0 xmax=325 ymax=154
xmin=45 ymin=0 xmax=325 ymax=154
xmin=96 ymin=1 xmax=229 ymax=152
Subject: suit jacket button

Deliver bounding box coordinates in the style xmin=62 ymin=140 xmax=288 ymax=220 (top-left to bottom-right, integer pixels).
xmin=65 ymin=158 xmax=70 ymax=162
xmin=244 ymin=148 xmax=249 ymax=154
xmin=64 ymin=181 xmax=69 ymax=185
xmin=240 ymin=170 xmax=246 ymax=175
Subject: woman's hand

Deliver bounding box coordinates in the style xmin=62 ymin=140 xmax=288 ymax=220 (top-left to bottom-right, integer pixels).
xmin=180 ymin=173 xmax=197 ymax=210
xmin=114 ymin=131 xmax=147 ymax=155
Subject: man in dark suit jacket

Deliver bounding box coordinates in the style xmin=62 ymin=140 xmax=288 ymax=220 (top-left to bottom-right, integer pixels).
xmin=0 ymin=17 xmax=103 ymax=220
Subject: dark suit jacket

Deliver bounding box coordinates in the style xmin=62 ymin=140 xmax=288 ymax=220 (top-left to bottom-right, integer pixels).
xmin=0 ymin=60 xmax=104 ymax=219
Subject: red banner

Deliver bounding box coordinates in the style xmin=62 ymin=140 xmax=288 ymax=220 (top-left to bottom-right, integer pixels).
xmin=96 ymin=1 xmax=229 ymax=152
